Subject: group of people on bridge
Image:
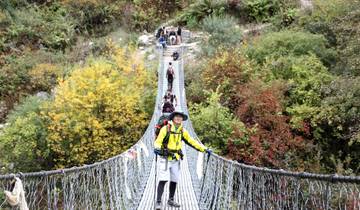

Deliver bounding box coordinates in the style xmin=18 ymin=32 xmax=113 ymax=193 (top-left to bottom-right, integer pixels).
xmin=157 ymin=26 xmax=181 ymax=65
xmin=157 ymin=26 xmax=182 ymax=48
xmin=153 ymin=57 xmax=211 ymax=209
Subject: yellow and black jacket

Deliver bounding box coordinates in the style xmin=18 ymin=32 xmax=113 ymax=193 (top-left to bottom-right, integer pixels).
xmin=154 ymin=121 xmax=206 ymax=160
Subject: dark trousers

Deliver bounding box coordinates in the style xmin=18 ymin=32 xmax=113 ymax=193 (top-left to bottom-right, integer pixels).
xmin=157 ymin=181 xmax=177 ymax=202
xmin=168 ymin=79 xmax=173 ymax=91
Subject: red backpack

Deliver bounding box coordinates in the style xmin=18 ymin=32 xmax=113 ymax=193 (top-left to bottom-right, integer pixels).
xmin=155 ymin=115 xmax=183 ymax=148
xmin=155 ymin=115 xmax=169 ymax=136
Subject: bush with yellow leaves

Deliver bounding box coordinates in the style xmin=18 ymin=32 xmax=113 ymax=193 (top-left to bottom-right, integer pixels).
xmin=29 ymin=63 xmax=62 ymax=92
xmin=44 ymin=48 xmax=154 ymax=168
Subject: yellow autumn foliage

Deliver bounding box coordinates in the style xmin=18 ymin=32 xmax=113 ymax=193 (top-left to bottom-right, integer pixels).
xmin=44 ymin=48 xmax=151 ymax=168
xmin=0 ymin=11 xmax=6 ymax=22
xmin=29 ymin=63 xmax=62 ymax=91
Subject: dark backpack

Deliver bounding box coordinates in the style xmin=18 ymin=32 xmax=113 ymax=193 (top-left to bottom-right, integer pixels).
xmin=167 ymin=67 xmax=174 ymax=80
xmin=156 ymin=28 xmax=163 ymax=38
xmin=162 ymin=101 xmax=175 ymax=113
xmin=172 ymin=52 xmax=179 ymax=61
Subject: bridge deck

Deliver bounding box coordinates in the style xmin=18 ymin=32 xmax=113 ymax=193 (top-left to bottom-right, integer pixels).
xmin=137 ymin=48 xmax=200 ymax=210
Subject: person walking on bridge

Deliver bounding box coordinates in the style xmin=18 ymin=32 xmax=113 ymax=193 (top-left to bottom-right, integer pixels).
xmin=166 ymin=62 xmax=175 ymax=91
xmin=176 ymin=26 xmax=182 ymax=44
xmin=163 ymin=90 xmax=178 ymax=108
xmin=154 ymin=111 xmax=211 ymax=209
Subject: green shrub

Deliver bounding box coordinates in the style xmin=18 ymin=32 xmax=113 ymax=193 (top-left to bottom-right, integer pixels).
xmin=299 ymin=0 xmax=360 ymax=76
xmin=177 ymin=0 xmax=228 ymax=26
xmin=312 ymin=77 xmax=360 ymax=174
xmin=330 ymin=11 xmax=360 ymax=76
xmin=310 ymin=0 xmax=358 ymax=21
xmin=246 ymin=30 xmax=337 ymax=67
xmin=0 ymin=50 xmax=66 ymax=120
xmin=184 ymin=15 xmax=199 ymax=29
xmin=0 ymin=50 xmax=66 ymax=96
xmin=131 ymin=3 xmax=160 ymax=31
xmin=263 ymin=54 xmax=333 ymax=128
xmin=130 ymin=0 xmax=183 ymax=31
xmin=201 ymin=15 xmax=242 ymax=55
xmin=61 ymin=0 xmax=126 ymax=34
xmin=265 ymin=54 xmax=333 ymax=107
xmin=271 ymin=7 xmax=299 ymax=28
xmin=5 ymin=4 xmax=76 ymax=50
xmin=0 ymin=36 xmax=5 ymax=52
xmin=190 ymin=90 xmax=241 ymax=153
xmin=0 ymin=96 xmax=50 ymax=173
xmin=244 ymin=0 xmax=280 ymax=22
xmin=0 ymin=0 xmax=28 ymax=9
xmin=185 ymin=60 xmax=207 ymax=104
xmin=302 ymin=14 xmax=360 ymax=76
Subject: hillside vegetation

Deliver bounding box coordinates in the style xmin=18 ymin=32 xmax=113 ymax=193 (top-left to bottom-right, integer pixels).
xmin=186 ymin=0 xmax=360 ymax=175
xmin=0 ymin=0 xmax=160 ymax=172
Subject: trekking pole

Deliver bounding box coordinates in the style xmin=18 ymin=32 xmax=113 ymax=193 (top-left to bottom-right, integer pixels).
xmin=154 ymin=154 xmax=158 ymax=210
xmin=200 ymin=152 xmax=211 ymax=201
xmin=165 ymin=157 xmax=168 ymax=171
xmin=0 ymin=199 xmax=6 ymax=209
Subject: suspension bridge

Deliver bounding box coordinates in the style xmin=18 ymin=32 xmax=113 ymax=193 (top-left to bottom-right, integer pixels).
xmin=1 ymin=32 xmax=360 ymax=210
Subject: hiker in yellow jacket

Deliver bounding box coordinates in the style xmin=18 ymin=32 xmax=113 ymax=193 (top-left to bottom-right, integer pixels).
xmin=154 ymin=111 xmax=212 ymax=209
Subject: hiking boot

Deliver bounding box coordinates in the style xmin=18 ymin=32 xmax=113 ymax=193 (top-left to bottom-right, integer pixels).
xmin=155 ymin=201 xmax=162 ymax=210
xmin=168 ymin=199 xmax=181 ymax=208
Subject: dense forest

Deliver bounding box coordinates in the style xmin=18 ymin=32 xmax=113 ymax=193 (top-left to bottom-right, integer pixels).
xmin=185 ymin=0 xmax=360 ymax=175
xmin=0 ymin=0 xmax=359 ymax=176
xmin=0 ymin=0 xmax=159 ymax=172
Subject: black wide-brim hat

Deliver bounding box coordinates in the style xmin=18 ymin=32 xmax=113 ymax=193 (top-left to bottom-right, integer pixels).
xmin=169 ymin=111 xmax=188 ymax=121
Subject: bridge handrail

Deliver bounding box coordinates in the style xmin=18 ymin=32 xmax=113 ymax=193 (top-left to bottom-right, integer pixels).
xmin=210 ymin=153 xmax=360 ymax=183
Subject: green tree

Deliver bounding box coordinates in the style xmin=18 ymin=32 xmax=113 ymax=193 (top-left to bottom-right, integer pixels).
xmin=0 ymin=50 xmax=66 ymax=122
xmin=0 ymin=96 xmax=50 ymax=173
xmin=190 ymin=90 xmax=242 ymax=153
xmin=262 ymin=54 xmax=334 ymax=127
xmin=300 ymin=0 xmax=360 ymax=76
xmin=184 ymin=60 xmax=207 ymax=104
xmin=244 ymin=0 xmax=280 ymax=22
xmin=312 ymin=77 xmax=360 ymax=174
xmin=246 ymin=30 xmax=336 ymax=67
xmin=177 ymin=0 xmax=228 ymax=27
xmin=201 ymin=15 xmax=242 ymax=55
xmin=5 ymin=5 xmax=75 ymax=50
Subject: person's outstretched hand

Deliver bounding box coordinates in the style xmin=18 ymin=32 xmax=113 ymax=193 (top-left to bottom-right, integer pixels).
xmin=205 ymin=148 xmax=212 ymax=155
xmin=154 ymin=149 xmax=161 ymax=155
